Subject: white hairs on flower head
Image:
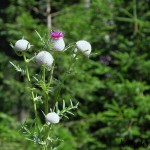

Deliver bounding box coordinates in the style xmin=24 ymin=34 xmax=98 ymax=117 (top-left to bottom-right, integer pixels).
xmin=15 ymin=39 xmax=30 ymax=51
xmin=76 ymin=40 xmax=92 ymax=56
xmin=45 ymin=112 xmax=60 ymax=124
xmin=35 ymin=51 xmax=54 ymax=67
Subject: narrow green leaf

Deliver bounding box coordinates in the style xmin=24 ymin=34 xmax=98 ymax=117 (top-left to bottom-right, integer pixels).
xmin=63 ymin=100 xmax=65 ymax=109
xmin=9 ymin=61 xmax=25 ymax=74
xmin=67 ymin=111 xmax=74 ymax=116
xmin=35 ymin=30 xmax=45 ymax=45
xmin=70 ymin=99 xmax=73 ymax=107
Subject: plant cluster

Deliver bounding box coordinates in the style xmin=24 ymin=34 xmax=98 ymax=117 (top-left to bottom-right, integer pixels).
xmin=10 ymin=30 xmax=92 ymax=150
xmin=1 ymin=0 xmax=150 ymax=149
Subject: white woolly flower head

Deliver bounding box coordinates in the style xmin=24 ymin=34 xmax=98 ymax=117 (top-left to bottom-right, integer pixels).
xmin=76 ymin=40 xmax=92 ymax=56
xmin=45 ymin=112 xmax=60 ymax=124
xmin=51 ymin=31 xmax=65 ymax=51
xmin=35 ymin=51 xmax=54 ymax=67
xmin=15 ymin=39 xmax=31 ymax=51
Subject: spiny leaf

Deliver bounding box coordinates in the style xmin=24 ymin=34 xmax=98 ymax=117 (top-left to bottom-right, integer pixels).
xmin=10 ymin=43 xmax=14 ymax=49
xmin=63 ymin=115 xmax=69 ymax=119
xmin=26 ymin=56 xmax=35 ymax=63
xmin=38 ymin=80 xmax=47 ymax=93
xmin=63 ymin=43 xmax=75 ymax=52
xmin=55 ymin=102 xmax=60 ymax=114
xmin=70 ymin=99 xmax=73 ymax=107
xmin=45 ymin=38 xmax=51 ymax=49
xmin=63 ymin=100 xmax=65 ymax=109
xmin=56 ymin=102 xmax=59 ymax=111
xmin=56 ymin=100 xmax=79 ymax=118
xmin=22 ymin=125 xmax=31 ymax=134
xmin=33 ymin=76 xmax=39 ymax=82
xmin=9 ymin=61 xmax=25 ymax=75
xmin=66 ymin=111 xmax=74 ymax=116
xmin=25 ymin=138 xmax=34 ymax=142
xmin=34 ymin=95 xmax=43 ymax=104
xmin=35 ymin=30 xmax=45 ymax=45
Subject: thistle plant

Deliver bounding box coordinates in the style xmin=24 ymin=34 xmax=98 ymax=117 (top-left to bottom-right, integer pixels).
xmin=10 ymin=30 xmax=92 ymax=150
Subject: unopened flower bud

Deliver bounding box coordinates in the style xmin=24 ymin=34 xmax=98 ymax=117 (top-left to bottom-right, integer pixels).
xmin=15 ymin=39 xmax=30 ymax=51
xmin=45 ymin=112 xmax=60 ymax=124
xmin=35 ymin=51 xmax=54 ymax=67
xmin=76 ymin=40 xmax=91 ymax=56
xmin=51 ymin=31 xmax=65 ymax=51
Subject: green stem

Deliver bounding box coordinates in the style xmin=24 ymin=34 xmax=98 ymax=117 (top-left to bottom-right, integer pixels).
xmin=22 ymin=52 xmax=38 ymax=119
xmin=48 ymin=63 xmax=55 ymax=87
xmin=23 ymin=55 xmax=30 ymax=82
xmin=42 ymin=146 xmax=47 ymax=150
xmin=44 ymin=63 xmax=55 ymax=114
xmin=45 ymin=93 xmax=49 ymax=114
xmin=44 ymin=124 xmax=52 ymax=149
xmin=42 ymin=65 xmax=46 ymax=83
xmin=42 ymin=65 xmax=49 ymax=114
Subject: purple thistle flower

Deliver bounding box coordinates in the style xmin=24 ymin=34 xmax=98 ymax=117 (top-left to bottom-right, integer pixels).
xmin=50 ymin=31 xmax=65 ymax=51
xmin=51 ymin=31 xmax=64 ymax=39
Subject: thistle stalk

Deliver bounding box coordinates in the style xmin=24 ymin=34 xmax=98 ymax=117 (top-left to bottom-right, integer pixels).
xmin=42 ymin=63 xmax=55 ymax=114
xmin=42 ymin=65 xmax=49 ymax=114
xmin=22 ymin=52 xmax=38 ymax=119
xmin=48 ymin=63 xmax=55 ymax=87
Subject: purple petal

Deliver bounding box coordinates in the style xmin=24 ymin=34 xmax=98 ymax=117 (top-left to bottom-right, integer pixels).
xmin=51 ymin=31 xmax=64 ymax=39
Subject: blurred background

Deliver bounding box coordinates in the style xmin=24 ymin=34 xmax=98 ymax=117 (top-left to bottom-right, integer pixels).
xmin=0 ymin=0 xmax=150 ymax=149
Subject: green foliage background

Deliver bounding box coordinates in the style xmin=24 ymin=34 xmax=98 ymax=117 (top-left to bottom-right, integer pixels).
xmin=0 ymin=0 xmax=150 ymax=149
